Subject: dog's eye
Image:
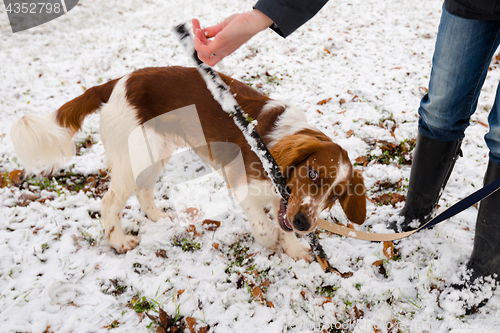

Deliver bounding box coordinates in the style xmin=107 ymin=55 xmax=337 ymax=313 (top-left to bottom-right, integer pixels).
xmin=308 ymin=169 xmax=319 ymax=182
xmin=330 ymin=194 xmax=339 ymax=202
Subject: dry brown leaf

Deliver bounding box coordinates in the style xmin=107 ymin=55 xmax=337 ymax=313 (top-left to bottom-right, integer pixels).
xmin=317 ymin=97 xmax=332 ymax=105
xmin=186 ymin=224 xmax=201 ymax=237
xmin=155 ymin=249 xmax=168 ymax=258
xmin=252 ymin=286 xmax=264 ymax=302
xmin=18 ymin=192 xmax=41 ymax=206
xmin=351 ymin=306 xmax=362 ymax=320
xmin=320 ymin=297 xmax=332 ymax=306
xmin=9 ymin=170 xmax=24 ymax=185
xmin=102 ymin=320 xmax=120 ymax=329
xmin=372 ymin=260 xmax=387 ymax=277
xmin=186 ymin=317 xmax=197 ymax=333
xmin=390 ymin=193 xmax=406 ymax=206
xmin=185 ymin=317 xmax=208 ymax=333
xmin=176 ymin=289 xmax=185 ymax=299
xmin=84 ymin=175 xmax=98 ymax=192
xmin=355 ymin=156 xmax=368 ymax=166
xmin=1 ymin=170 xmax=24 ymax=188
xmin=245 ymin=252 xmax=258 ymax=260
xmin=202 ymin=219 xmax=221 ymax=231
xmin=383 ymin=241 xmax=394 ymax=260
xmin=184 ymin=207 xmax=200 ymax=221
xmin=387 ymin=319 xmax=399 ymax=333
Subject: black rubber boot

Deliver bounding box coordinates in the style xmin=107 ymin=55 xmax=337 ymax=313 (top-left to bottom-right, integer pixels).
xmin=391 ymin=130 xmax=462 ymax=232
xmin=446 ymin=160 xmax=500 ymax=315
xmin=467 ymin=159 xmax=500 ymax=282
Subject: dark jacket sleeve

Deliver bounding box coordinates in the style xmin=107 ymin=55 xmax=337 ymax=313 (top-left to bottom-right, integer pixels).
xmin=445 ymin=0 xmax=500 ymax=20
xmin=253 ymin=0 xmax=329 ymax=38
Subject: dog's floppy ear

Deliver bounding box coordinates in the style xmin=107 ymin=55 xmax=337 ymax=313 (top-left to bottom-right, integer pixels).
xmin=270 ymin=134 xmax=322 ymax=177
xmin=339 ymin=170 xmax=366 ymax=224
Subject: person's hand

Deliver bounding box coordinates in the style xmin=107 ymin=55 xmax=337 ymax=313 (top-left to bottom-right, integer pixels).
xmin=192 ymin=9 xmax=273 ymax=66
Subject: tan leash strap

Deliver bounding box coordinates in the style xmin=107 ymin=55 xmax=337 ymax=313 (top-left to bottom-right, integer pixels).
xmin=317 ymin=176 xmax=500 ymax=241
xmin=317 ymin=218 xmax=416 ymax=241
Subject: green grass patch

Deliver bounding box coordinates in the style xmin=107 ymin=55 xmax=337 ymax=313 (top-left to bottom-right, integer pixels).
xmin=171 ymin=235 xmax=201 ymax=252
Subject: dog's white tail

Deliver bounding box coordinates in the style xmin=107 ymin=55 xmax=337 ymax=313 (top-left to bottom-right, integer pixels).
xmin=10 ymin=78 xmax=120 ymax=173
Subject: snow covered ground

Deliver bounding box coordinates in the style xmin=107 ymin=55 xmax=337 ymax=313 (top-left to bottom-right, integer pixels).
xmin=1 ymin=0 xmax=500 ymax=332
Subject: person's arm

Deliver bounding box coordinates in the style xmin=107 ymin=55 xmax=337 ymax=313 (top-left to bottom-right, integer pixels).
xmin=192 ymin=10 xmax=273 ymax=66
xmin=192 ymin=0 xmax=329 ymax=65
xmin=253 ymin=0 xmax=329 ymax=38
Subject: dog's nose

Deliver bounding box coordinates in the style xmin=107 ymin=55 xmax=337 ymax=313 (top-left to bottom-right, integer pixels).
xmin=292 ymin=212 xmax=310 ymax=232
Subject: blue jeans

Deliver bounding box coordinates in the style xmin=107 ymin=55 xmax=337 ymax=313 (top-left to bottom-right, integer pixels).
xmin=418 ymin=5 xmax=500 ymax=163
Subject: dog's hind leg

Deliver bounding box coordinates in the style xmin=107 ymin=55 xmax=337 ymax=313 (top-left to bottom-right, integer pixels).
xmin=102 ymin=175 xmax=140 ymax=253
xmin=135 ymin=143 xmax=175 ymax=222
xmin=136 ymin=187 xmax=173 ymax=222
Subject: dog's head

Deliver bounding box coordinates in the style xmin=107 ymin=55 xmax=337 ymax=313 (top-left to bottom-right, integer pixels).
xmin=270 ymin=132 xmax=366 ymax=234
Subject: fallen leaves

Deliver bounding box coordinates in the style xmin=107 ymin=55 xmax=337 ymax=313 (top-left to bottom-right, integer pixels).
xmin=184 ymin=207 xmax=201 ymax=221
xmin=370 ymin=192 xmax=405 ymax=207
xmin=146 ymin=307 xmax=210 ymax=333
xmin=155 ymin=249 xmax=168 ymax=258
xmin=252 ymin=286 xmax=264 ymax=302
xmin=202 ymin=219 xmax=220 ymax=231
xmin=317 ymin=97 xmax=332 ymax=105
xmin=186 ymin=317 xmax=209 ymax=333
xmin=18 ymin=192 xmax=41 ymax=206
xmin=372 ymin=260 xmax=388 ymax=278
xmin=102 ymin=320 xmax=120 ymax=329
xmin=387 ymin=319 xmax=400 ymax=333
xmin=76 ymin=135 xmax=94 ymax=155
xmin=355 ymin=155 xmax=368 ymax=166
xmin=186 ymin=224 xmax=202 ymax=237
xmin=383 ymin=241 xmax=394 ymax=259
xmin=330 ymin=267 xmax=354 ymax=279
xmin=146 ymin=307 xmax=186 ymax=333
xmin=357 ymin=139 xmax=416 ymax=168
xmin=0 ymin=169 xmax=24 ymax=188
xmin=83 ymin=175 xmax=98 ymax=192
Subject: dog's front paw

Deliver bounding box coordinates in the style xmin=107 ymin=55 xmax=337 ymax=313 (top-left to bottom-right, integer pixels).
xmin=253 ymin=230 xmax=279 ymax=251
xmin=284 ymin=242 xmax=313 ymax=262
xmin=148 ymin=211 xmax=174 ymax=222
xmin=280 ymin=232 xmax=313 ymax=262
xmin=109 ymin=233 xmax=141 ymax=254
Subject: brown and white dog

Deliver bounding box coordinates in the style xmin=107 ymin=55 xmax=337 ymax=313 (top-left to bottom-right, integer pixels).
xmin=10 ymin=66 xmax=366 ymax=261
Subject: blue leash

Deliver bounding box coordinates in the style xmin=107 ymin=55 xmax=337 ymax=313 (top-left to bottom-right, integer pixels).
xmin=423 ymin=177 xmax=500 ymax=230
